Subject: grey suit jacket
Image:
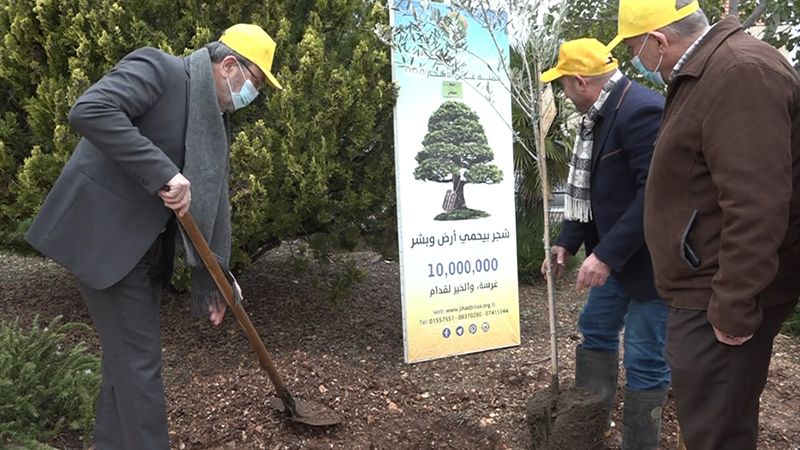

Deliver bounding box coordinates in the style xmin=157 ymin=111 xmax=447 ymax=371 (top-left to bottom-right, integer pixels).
xmin=26 ymin=47 xmax=190 ymax=289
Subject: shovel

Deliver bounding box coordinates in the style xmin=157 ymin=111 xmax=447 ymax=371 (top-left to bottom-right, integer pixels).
xmin=176 ymin=211 xmax=342 ymax=426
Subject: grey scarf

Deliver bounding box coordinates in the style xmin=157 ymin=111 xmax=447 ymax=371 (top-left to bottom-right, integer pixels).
xmin=182 ymin=48 xmax=234 ymax=316
xmin=564 ymin=70 xmax=623 ymax=222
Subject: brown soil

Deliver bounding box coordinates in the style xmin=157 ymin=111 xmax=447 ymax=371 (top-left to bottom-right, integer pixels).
xmin=1 ymin=248 xmax=799 ymax=450
xmin=526 ymin=387 xmax=607 ymax=450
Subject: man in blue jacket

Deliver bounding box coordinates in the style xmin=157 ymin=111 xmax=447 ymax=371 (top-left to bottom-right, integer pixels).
xmin=539 ymin=38 xmax=668 ymax=449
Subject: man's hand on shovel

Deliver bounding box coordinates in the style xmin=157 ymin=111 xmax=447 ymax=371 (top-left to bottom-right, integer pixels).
xmin=159 ymin=173 xmax=191 ymax=216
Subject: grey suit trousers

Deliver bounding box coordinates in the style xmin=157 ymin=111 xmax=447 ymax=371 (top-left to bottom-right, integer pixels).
xmin=78 ymin=234 xmax=171 ymax=450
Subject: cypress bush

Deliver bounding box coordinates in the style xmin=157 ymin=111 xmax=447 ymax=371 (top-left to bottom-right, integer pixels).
xmin=0 ymin=0 xmax=397 ymax=267
xmin=0 ymin=316 xmax=100 ymax=446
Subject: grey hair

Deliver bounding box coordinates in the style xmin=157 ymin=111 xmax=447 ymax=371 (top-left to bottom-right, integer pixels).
xmin=659 ymin=0 xmax=709 ymax=37
xmin=587 ymin=70 xmax=616 ymax=85
xmin=204 ymin=41 xmax=252 ymax=66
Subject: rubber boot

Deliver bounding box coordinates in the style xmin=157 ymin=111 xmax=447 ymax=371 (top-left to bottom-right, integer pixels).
xmin=622 ymin=387 xmax=668 ymax=450
xmin=575 ymin=346 xmax=619 ymax=427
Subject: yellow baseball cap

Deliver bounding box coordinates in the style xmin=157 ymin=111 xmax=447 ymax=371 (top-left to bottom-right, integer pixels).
xmin=540 ymin=38 xmax=619 ymax=83
xmin=219 ymin=23 xmax=282 ymax=90
xmin=606 ymin=0 xmax=700 ymax=50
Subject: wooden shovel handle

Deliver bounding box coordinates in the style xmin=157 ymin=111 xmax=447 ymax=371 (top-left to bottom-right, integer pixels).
xmin=176 ymin=212 xmax=293 ymax=405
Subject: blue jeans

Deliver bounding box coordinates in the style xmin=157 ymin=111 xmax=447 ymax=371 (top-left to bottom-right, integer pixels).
xmin=578 ymin=276 xmax=670 ymax=391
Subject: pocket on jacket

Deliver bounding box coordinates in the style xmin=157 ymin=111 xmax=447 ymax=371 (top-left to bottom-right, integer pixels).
xmin=39 ymin=177 xmax=129 ymax=288
xmin=41 ymin=178 xmax=90 ymax=244
xmin=679 ymin=209 xmax=701 ymax=270
xmin=46 ymin=176 xmax=124 ymax=250
xmin=600 ymin=148 xmax=623 ymax=161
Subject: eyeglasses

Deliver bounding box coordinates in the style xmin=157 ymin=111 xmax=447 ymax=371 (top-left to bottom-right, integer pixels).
xmin=237 ymin=59 xmax=265 ymax=89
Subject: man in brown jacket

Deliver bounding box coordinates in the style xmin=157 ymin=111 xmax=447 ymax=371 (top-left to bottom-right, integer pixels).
xmin=606 ymin=0 xmax=800 ymax=448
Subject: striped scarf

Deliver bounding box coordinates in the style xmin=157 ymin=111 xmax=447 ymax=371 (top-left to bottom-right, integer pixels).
xmin=564 ymin=70 xmax=623 ymax=222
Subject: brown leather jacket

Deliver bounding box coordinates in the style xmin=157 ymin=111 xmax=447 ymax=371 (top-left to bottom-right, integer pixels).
xmin=644 ymin=17 xmax=800 ymax=336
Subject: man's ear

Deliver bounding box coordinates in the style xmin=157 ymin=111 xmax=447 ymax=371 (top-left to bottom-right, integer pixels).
xmin=650 ymin=31 xmax=670 ymax=55
xmin=219 ymin=55 xmax=238 ymax=78
xmin=575 ymin=75 xmax=588 ymax=92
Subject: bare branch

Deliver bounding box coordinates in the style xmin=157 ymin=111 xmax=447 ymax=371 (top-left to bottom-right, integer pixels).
xmin=728 ymin=0 xmax=740 ymax=17
xmin=464 ymin=1 xmax=515 ymax=87
xmin=742 ymin=0 xmax=769 ymax=29
xmin=460 ymin=80 xmax=519 ymax=144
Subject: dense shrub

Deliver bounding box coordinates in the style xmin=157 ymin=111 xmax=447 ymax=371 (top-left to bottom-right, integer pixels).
xmin=0 ymin=317 xmax=100 ymax=446
xmin=0 ymin=0 xmax=397 ymax=267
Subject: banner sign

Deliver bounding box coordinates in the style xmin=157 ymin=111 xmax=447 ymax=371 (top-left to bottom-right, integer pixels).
xmin=390 ymin=0 xmax=520 ymax=363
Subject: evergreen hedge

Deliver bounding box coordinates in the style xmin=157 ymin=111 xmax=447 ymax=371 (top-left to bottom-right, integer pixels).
xmin=0 ymin=316 xmax=100 ymax=446
xmin=0 ymin=0 xmax=397 ymax=268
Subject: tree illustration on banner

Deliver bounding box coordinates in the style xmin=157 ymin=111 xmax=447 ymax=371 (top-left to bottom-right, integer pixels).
xmin=415 ymin=100 xmax=503 ymax=221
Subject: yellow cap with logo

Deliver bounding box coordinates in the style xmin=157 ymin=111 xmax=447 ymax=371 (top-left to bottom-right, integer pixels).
xmin=540 ymin=38 xmax=619 ymax=83
xmin=606 ymin=0 xmax=700 ymax=50
xmin=219 ymin=23 xmax=282 ymax=90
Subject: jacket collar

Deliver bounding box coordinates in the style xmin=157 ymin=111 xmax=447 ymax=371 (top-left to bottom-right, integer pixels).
xmin=597 ymin=74 xmax=631 ymax=118
xmin=591 ymin=75 xmax=633 ymax=171
xmin=672 ymin=16 xmax=742 ymax=82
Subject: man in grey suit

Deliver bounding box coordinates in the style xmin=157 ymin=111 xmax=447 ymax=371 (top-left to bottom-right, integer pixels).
xmin=25 ymin=24 xmax=282 ymax=449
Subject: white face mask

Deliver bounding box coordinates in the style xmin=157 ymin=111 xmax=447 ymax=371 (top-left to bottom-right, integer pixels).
xmin=225 ymin=61 xmax=259 ymax=110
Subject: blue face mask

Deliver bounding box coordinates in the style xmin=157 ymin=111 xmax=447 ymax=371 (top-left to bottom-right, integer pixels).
xmin=631 ymin=34 xmax=665 ymax=85
xmin=226 ymin=61 xmax=259 ymax=110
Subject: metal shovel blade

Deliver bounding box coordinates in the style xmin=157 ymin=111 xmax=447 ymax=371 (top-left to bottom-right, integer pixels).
xmin=176 ymin=212 xmax=342 ymax=427
xmin=268 ymin=397 xmax=342 ymax=426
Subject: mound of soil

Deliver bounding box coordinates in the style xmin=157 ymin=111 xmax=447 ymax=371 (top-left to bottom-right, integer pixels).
xmin=526 ymin=386 xmax=606 ymax=450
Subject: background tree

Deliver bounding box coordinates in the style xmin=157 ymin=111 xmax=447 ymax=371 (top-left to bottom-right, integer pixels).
xmin=414 ymin=100 xmax=503 ymax=220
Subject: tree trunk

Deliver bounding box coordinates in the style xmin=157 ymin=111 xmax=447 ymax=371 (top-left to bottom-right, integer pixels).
xmin=729 ymin=0 xmax=770 ymax=29
xmin=454 ymin=176 xmax=466 ymax=209
xmin=742 ymin=0 xmax=769 ymax=29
